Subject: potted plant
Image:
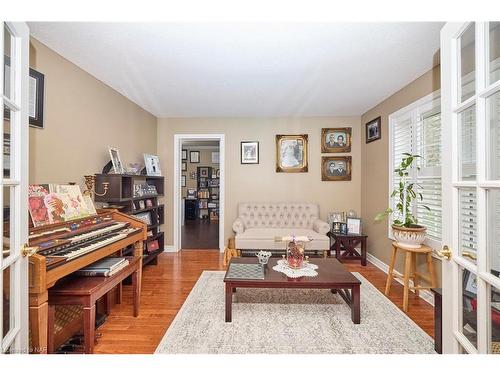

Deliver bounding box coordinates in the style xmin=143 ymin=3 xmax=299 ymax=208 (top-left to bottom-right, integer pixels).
xmin=375 ymin=153 xmax=430 ymax=248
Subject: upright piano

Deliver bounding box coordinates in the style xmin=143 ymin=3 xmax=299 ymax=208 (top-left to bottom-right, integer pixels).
xmin=28 ymin=209 xmax=147 ymax=354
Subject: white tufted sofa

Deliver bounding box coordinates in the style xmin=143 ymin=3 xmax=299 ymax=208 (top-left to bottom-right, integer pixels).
xmin=232 ymin=203 xmax=330 ymax=254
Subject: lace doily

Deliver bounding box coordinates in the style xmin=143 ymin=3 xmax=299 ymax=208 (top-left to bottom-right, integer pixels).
xmin=272 ymin=259 xmax=318 ymax=278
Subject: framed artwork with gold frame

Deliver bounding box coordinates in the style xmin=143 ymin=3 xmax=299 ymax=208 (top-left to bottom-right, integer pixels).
xmin=321 ymin=127 xmax=351 ymax=153
xmin=276 ymin=134 xmax=308 ymax=173
xmin=321 ymin=156 xmax=352 ymax=181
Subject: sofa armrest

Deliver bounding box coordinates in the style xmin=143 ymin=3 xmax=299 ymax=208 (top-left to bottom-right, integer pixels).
xmin=232 ymin=218 xmax=246 ymax=234
xmin=313 ymin=219 xmax=330 ymax=235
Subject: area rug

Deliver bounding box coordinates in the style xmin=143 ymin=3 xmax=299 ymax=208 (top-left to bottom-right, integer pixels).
xmin=155 ymin=271 xmax=435 ymax=354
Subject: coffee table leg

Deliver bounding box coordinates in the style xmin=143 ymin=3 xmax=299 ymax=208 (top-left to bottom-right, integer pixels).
xmin=361 ymin=237 xmax=367 ymax=266
xmin=352 ymin=284 xmax=360 ymax=324
xmin=225 ymin=283 xmax=233 ymax=322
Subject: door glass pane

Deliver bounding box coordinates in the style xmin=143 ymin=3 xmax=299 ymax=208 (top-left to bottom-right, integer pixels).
xmin=489 ymin=22 xmax=500 ymax=85
xmin=3 ymin=120 xmax=10 ymax=180
xmin=3 ymin=24 xmax=14 ymax=100
xmin=2 ymin=266 xmax=15 ymax=340
xmin=3 ymin=187 xmax=13 ymax=259
xmin=488 ymin=91 xmax=500 ymax=180
xmin=459 ymin=188 xmax=477 ymax=264
xmin=459 ymin=105 xmax=476 ymax=181
xmin=491 ymin=285 xmax=500 ymax=354
xmin=488 ymin=189 xmax=500 ymax=277
xmin=459 ymin=23 xmax=475 ymax=103
xmin=461 ymin=268 xmax=478 ymax=348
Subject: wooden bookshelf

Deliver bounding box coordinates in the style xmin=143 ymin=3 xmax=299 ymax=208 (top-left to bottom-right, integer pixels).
xmin=196 ymin=166 xmax=219 ymax=221
xmin=94 ymin=174 xmax=165 ymax=266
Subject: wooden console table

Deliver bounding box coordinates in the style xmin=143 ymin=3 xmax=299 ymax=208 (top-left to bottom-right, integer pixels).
xmin=47 ymin=256 xmax=141 ymax=353
xmin=328 ymin=232 xmax=367 ymax=266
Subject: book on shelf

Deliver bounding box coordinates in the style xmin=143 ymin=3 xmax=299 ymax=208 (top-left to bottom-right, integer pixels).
xmin=74 ymin=257 xmax=129 ymax=277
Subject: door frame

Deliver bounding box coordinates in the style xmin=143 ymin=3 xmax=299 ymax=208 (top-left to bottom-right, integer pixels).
xmin=173 ymin=134 xmax=225 ymax=252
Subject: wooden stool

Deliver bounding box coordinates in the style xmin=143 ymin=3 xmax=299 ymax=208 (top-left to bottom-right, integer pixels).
xmin=384 ymin=241 xmax=436 ymax=312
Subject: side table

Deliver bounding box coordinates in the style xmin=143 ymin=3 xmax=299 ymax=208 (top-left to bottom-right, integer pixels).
xmin=328 ymin=232 xmax=368 ymax=266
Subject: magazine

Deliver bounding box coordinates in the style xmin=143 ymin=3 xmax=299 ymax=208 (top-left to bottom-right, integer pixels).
xmin=28 ymin=184 xmax=51 ymax=227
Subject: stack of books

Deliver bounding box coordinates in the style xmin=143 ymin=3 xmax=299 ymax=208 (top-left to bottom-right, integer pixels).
xmin=74 ymin=257 xmax=129 ymax=277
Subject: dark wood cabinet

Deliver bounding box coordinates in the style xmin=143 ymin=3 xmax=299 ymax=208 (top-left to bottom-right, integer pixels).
xmin=94 ymin=174 xmax=165 ymax=266
xmin=185 ymin=199 xmax=197 ymax=220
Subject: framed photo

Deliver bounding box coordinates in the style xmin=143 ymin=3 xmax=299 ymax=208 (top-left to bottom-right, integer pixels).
xmin=321 ymin=128 xmax=351 ymax=153
xmin=138 ymin=200 xmax=146 ymax=210
xmin=145 ymin=199 xmax=153 ymax=208
xmin=321 ymin=156 xmax=352 ymax=181
xmin=3 ymin=57 xmax=45 ymax=129
xmin=182 ymin=149 xmax=187 ymax=161
xmin=241 ymin=141 xmax=259 ymax=164
xmin=181 ymin=175 xmax=186 ymax=187
xmin=276 ymin=134 xmax=308 ymax=173
xmin=346 ymin=218 xmax=362 ymax=235
xmin=190 ymin=151 xmax=200 ymax=163
xmin=199 ymin=167 xmax=209 ymax=178
xmin=181 ymin=162 xmax=187 ymax=171
xmin=366 ymin=116 xmax=381 ymax=143
xmin=144 ymin=154 xmax=162 ymax=176
xmin=212 ymin=151 xmax=220 ymax=164
xmin=216 ymin=169 xmax=220 ymax=178
xmin=108 ymin=147 xmax=124 ymax=174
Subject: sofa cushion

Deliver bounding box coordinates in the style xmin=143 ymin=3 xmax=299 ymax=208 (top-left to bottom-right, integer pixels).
xmin=235 ymin=228 xmax=329 ymax=250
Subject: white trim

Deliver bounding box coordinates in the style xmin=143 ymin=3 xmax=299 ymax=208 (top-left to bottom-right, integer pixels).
xmin=173 ymin=134 xmax=225 ymax=253
xmin=182 ymin=145 xmax=220 ymax=150
xmin=164 ymin=245 xmax=177 ymax=253
xmin=366 ymin=253 xmax=435 ymax=307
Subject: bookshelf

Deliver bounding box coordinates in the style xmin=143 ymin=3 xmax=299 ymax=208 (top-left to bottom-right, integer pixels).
xmin=196 ymin=166 xmax=219 ymax=221
xmin=94 ymin=174 xmax=165 ymax=266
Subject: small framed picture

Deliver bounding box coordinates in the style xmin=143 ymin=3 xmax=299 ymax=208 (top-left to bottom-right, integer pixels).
xmin=134 ymin=211 xmax=152 ymax=226
xmin=346 ymin=218 xmax=362 ymax=235
xmin=144 ymin=154 xmax=162 ymax=176
xmin=241 ymin=141 xmax=259 ymax=164
xmin=145 ymin=199 xmax=153 ymax=208
xmin=340 ymin=223 xmax=348 ymax=235
xmin=216 ymin=169 xmax=220 ymax=178
xmin=108 ymin=147 xmax=124 ymax=174
xmin=182 ymin=149 xmax=187 ymax=161
xmin=190 ymin=171 xmax=197 ymax=179
xmin=321 ymin=128 xmax=351 ymax=153
xmin=182 ymin=162 xmax=187 ymax=171
xmin=190 ymin=151 xmax=200 ymax=163
xmin=181 ymin=175 xmax=186 ymax=187
xmin=366 ymin=116 xmax=381 ymax=143
xmin=199 ymin=167 xmax=209 ymax=178
xmin=138 ymin=200 xmax=146 ymax=210
xmin=212 ymin=151 xmax=220 ymax=164
xmin=276 ymin=134 xmax=308 ymax=173
xmin=321 ymin=156 xmax=352 ymax=181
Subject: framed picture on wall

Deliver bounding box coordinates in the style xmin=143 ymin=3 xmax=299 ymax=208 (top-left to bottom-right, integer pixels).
xmin=211 ymin=151 xmax=220 ymax=164
xmin=182 ymin=149 xmax=187 ymax=161
xmin=365 ymin=116 xmax=381 ymax=143
xmin=321 ymin=156 xmax=352 ymax=181
xmin=181 ymin=175 xmax=186 ymax=187
xmin=182 ymin=162 xmax=187 ymax=171
xmin=241 ymin=141 xmax=259 ymax=164
xmin=275 ymin=134 xmax=308 ymax=173
xmin=321 ymin=128 xmax=351 ymax=153
xmin=199 ymin=167 xmax=209 ymax=178
xmin=190 ymin=151 xmax=200 ymax=163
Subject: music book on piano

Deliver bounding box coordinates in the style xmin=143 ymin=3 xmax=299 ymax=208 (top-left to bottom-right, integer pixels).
xmin=74 ymin=257 xmax=129 ymax=277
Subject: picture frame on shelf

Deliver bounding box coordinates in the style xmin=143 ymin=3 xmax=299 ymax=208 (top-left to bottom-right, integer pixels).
xmin=144 ymin=154 xmax=162 ymax=176
xmin=145 ymin=199 xmax=153 ymax=208
xmin=321 ymin=156 xmax=352 ymax=181
xmin=241 ymin=141 xmax=259 ymax=164
xmin=275 ymin=134 xmax=308 ymax=173
xmin=134 ymin=211 xmax=152 ymax=226
xmin=190 ymin=151 xmax=200 ymax=163
xmin=199 ymin=167 xmax=209 ymax=178
xmin=321 ymin=128 xmax=351 ymax=153
xmin=108 ymin=147 xmax=125 ymax=174
xmin=138 ymin=200 xmax=146 ymax=210
xmin=346 ymin=218 xmax=362 ymax=235
xmin=366 ymin=116 xmax=382 ymax=143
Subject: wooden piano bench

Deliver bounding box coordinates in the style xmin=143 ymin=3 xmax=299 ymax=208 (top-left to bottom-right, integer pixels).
xmin=47 ymin=256 xmax=142 ymax=354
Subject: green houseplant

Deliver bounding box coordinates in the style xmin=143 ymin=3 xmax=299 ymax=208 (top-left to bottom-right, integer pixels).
xmin=375 ymin=153 xmax=430 ymax=248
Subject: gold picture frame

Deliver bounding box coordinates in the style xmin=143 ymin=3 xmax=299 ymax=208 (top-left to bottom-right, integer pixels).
xmin=276 ymin=134 xmax=308 ymax=173
xmin=321 ymin=156 xmax=352 ymax=181
xmin=321 ymin=127 xmax=351 ymax=153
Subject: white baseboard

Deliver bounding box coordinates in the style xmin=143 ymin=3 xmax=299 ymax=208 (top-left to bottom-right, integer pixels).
xmin=164 ymin=245 xmax=178 ymax=253
xmin=366 ymin=253 xmax=434 ymax=307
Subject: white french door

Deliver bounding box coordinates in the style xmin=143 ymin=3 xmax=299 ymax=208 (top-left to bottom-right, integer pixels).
xmin=0 ymin=22 xmax=30 ymax=354
xmin=441 ymin=22 xmax=500 ymax=354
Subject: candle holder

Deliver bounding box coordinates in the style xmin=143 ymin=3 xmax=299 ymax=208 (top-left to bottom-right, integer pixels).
xmin=83 ymin=175 xmax=109 ymax=198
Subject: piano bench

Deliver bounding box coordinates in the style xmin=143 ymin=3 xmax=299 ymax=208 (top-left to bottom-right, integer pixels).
xmin=47 ymin=256 xmax=141 ymax=354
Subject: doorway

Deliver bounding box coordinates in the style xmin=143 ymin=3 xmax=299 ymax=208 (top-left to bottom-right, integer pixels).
xmin=173 ymin=134 xmax=225 ymax=252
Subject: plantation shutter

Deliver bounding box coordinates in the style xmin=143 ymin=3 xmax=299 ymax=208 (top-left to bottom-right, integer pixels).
xmin=391 ymin=115 xmax=413 ymax=216
xmin=460 ymin=189 xmax=477 ymax=254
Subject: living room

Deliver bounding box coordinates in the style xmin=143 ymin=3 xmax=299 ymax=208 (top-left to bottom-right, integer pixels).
xmin=2 ymin=1 xmax=499 ymax=373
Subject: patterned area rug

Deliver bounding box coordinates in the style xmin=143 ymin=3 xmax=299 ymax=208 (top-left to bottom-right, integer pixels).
xmin=155 ymin=271 xmax=435 ymax=354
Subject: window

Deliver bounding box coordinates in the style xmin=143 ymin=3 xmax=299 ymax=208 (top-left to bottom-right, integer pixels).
xmin=389 ymin=91 xmax=442 ymax=248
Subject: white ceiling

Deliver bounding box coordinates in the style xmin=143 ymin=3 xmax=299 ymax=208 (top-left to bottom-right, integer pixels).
xmin=28 ymin=22 xmax=443 ymax=118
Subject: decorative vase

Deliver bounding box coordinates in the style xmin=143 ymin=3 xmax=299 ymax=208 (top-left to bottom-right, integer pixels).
xmin=287 ymin=240 xmax=305 ymax=269
xmin=255 ymin=250 xmax=272 ymax=266
xmin=392 ymin=224 xmax=427 ymax=248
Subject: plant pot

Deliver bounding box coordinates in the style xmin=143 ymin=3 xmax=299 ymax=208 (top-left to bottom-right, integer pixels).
xmin=391 ymin=224 xmax=427 ymax=249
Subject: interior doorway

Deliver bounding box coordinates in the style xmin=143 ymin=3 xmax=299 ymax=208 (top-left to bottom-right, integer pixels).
xmin=173 ymin=134 xmax=225 ymax=252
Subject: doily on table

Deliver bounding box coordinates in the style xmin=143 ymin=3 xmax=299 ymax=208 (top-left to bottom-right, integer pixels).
xmin=272 ymin=259 xmax=318 ymax=278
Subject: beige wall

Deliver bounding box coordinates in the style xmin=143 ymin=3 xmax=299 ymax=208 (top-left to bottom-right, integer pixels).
xmin=28 ymin=38 xmax=157 ymax=189
xmin=158 ymin=117 xmax=362 ymax=247
xmin=360 ymin=65 xmax=442 ymax=285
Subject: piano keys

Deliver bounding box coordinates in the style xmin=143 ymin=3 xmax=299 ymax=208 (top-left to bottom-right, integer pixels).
xmin=28 ymin=209 xmax=147 ymax=354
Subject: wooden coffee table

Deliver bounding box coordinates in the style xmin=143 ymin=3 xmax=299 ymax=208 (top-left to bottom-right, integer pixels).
xmin=223 ymin=257 xmax=361 ymax=324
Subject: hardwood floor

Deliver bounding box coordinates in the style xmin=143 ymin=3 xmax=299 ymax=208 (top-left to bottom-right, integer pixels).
xmin=181 ymin=219 xmax=219 ymax=249
xmin=93 ymin=250 xmax=434 ymax=354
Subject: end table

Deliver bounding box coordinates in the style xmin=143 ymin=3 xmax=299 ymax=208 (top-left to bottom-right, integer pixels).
xmin=328 ymin=232 xmax=368 ymax=266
